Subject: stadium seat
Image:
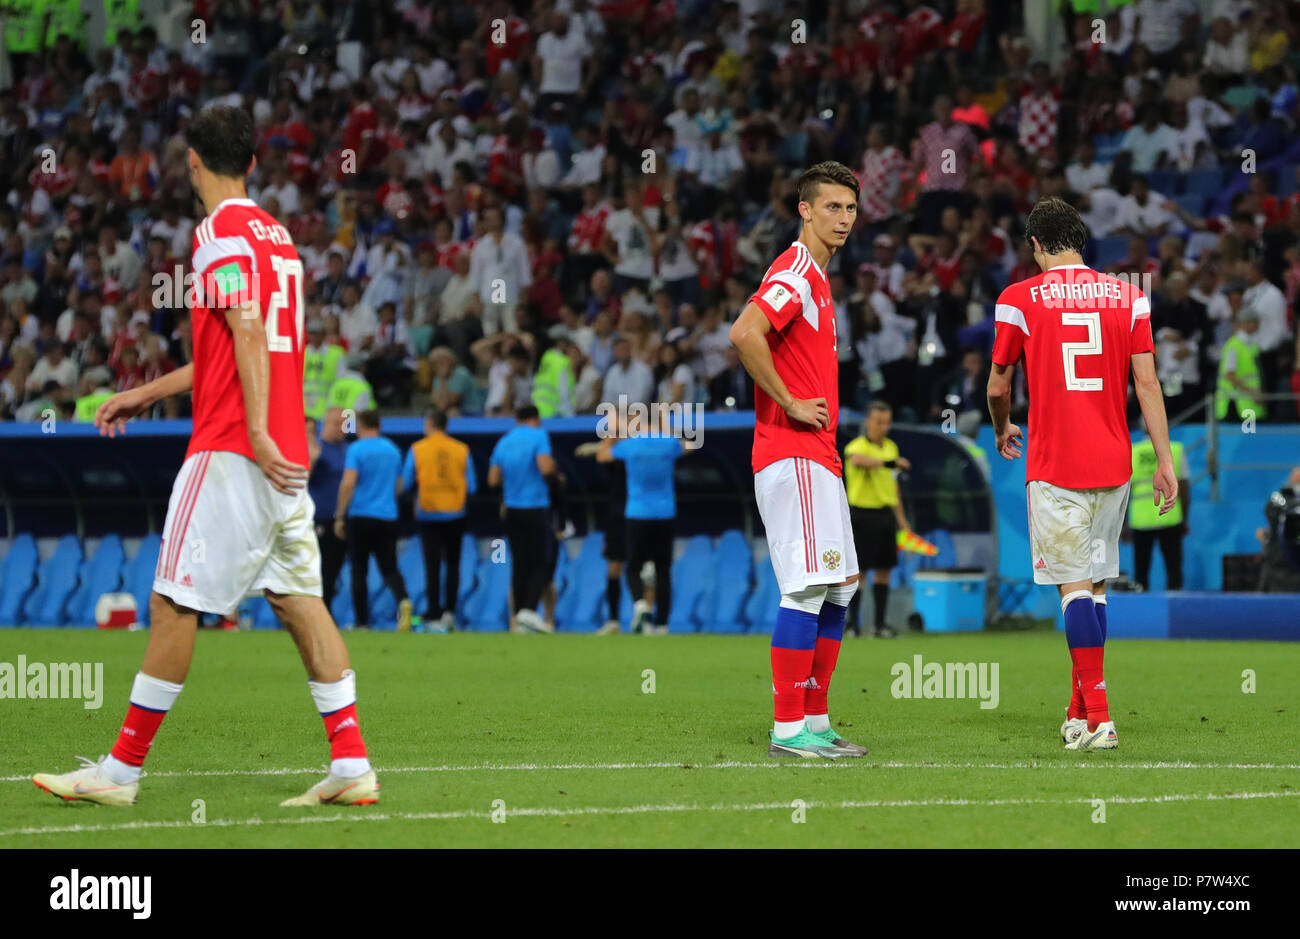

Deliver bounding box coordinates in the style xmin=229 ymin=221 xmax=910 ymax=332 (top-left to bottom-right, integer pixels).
xmin=463 ymin=550 xmax=511 ymax=631
xmin=1183 ymin=168 xmax=1222 ymax=199
xmin=743 ymin=563 xmax=780 ymax=634
xmin=667 ymin=535 xmax=714 ymax=633
xmin=398 ymin=537 xmax=426 ymax=617
xmin=557 ymin=532 xmax=607 ymax=631
xmin=20 ymin=536 xmax=82 ymax=627
xmin=331 ymin=560 xmax=354 ymax=626
xmin=120 ymin=534 xmax=161 ymax=627
xmin=1092 ymin=236 xmax=1129 ymax=269
xmin=1144 ymin=170 xmax=1179 ymax=196
xmin=64 ymin=536 xmax=126 ymax=628
xmin=705 ymin=530 xmax=752 ymax=632
xmin=1174 ymin=192 xmax=1206 ymax=216
xmin=0 ymin=534 xmax=39 ymax=627
xmin=919 ymin=529 xmax=958 ymax=570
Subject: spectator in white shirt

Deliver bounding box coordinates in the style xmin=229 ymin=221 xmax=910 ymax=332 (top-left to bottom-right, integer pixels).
xmin=1114 ymin=175 xmax=1176 ymax=237
xmin=469 ymin=204 xmax=531 ymax=335
xmin=1202 ymin=16 xmax=1249 ymax=76
xmin=665 ymin=87 xmax=705 ymax=154
xmin=1133 ymin=0 xmax=1199 ymax=66
xmin=1241 ymin=259 xmax=1290 ymax=388
xmin=560 ymin=123 xmax=606 ymax=188
xmin=1065 ymin=140 xmax=1111 ymax=193
xmin=423 ymin=121 xmax=475 ymax=188
xmin=682 ymin=131 xmax=743 ymax=210
xmin=1119 ymin=105 xmax=1179 ymax=173
xmin=27 ymin=340 xmax=78 ymax=394
xmin=533 ymin=12 xmax=592 ymax=104
xmin=338 ymin=281 xmax=380 ymax=353
xmin=603 ymin=179 xmax=659 ymax=293
xmin=601 ymin=336 xmax=655 ymax=406
xmin=368 ymin=38 xmax=411 ymax=98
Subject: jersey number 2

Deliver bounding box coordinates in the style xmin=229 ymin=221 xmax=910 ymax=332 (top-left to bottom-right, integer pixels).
xmin=266 ymin=256 xmax=304 ymax=354
xmin=1061 ymin=311 xmax=1102 ymax=391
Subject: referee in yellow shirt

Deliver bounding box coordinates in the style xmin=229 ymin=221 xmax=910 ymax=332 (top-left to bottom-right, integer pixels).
xmin=844 ymin=401 xmax=913 ymax=637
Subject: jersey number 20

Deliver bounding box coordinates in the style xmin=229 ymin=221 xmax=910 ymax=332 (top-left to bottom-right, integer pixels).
xmin=266 ymin=256 xmax=305 ymax=353
xmin=1061 ymin=311 xmax=1102 ymax=391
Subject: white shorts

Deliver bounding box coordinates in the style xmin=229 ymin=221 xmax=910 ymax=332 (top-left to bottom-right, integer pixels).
xmin=1026 ymin=479 xmax=1131 ymax=586
xmin=755 ymin=456 xmax=859 ymax=594
xmin=153 ymin=450 xmax=323 ymax=616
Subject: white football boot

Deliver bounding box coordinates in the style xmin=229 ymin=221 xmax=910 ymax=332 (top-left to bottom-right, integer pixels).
xmin=1065 ymin=721 xmax=1118 ymax=750
xmin=33 ymin=755 xmax=139 ymax=806
xmin=280 ymin=769 xmax=380 ymax=806
xmin=1061 ymin=716 xmax=1086 ymax=744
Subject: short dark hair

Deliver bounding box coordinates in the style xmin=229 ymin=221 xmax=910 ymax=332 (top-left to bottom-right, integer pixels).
xmin=1024 ymin=197 xmax=1089 ymax=256
xmin=186 ymin=105 xmax=255 ymax=178
xmin=358 ymin=408 xmax=381 ymax=430
xmin=867 ymin=400 xmax=892 ymax=415
xmin=516 ymin=404 xmax=540 ymax=422
xmin=797 ymin=160 xmax=859 ymax=206
xmin=425 ymin=406 xmax=448 ymax=430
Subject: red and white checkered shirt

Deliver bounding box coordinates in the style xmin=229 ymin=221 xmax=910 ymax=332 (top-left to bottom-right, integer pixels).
xmin=911 ymin=120 xmax=978 ymax=192
xmin=568 ymin=204 xmax=610 ymax=255
xmin=1018 ymin=89 xmax=1060 ymax=155
xmin=858 ymin=146 xmax=907 ymax=222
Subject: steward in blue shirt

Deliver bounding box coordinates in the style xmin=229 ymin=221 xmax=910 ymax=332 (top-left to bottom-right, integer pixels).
xmin=488 ymin=404 xmax=558 ymax=633
xmin=597 ymin=420 xmax=686 ymax=634
xmin=334 ymin=409 xmax=411 ymax=631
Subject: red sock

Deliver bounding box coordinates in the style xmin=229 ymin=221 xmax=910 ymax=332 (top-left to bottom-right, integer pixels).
xmin=322 ymin=703 xmax=367 ymax=760
xmin=804 ymin=635 xmax=842 ymax=719
xmin=1068 ymin=665 xmax=1087 ymax=720
xmin=771 ymin=646 xmax=816 ymax=723
xmin=1070 ymin=646 xmax=1109 ymax=728
xmin=109 ymin=704 xmax=168 ymax=767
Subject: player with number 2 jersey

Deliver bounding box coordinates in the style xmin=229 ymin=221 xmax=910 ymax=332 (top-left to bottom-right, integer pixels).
xmin=988 ymin=197 xmax=1178 ymax=753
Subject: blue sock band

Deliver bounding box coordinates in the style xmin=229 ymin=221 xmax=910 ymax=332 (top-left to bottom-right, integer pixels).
xmin=1064 ymin=596 xmax=1102 ymax=649
xmin=772 ymin=606 xmax=820 ymax=650
xmin=817 ymin=601 xmax=846 ymax=643
xmin=1094 ymin=601 xmax=1107 ymax=644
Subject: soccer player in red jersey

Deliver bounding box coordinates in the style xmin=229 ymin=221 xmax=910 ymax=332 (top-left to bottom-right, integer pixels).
xmin=729 ymin=162 xmax=867 ymax=759
xmin=33 ymin=106 xmax=379 ymax=806
xmin=987 ymin=197 xmax=1179 ymax=751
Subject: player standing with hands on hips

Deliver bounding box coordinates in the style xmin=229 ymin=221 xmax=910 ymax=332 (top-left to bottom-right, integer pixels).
xmin=32 ymin=106 xmax=379 ymax=806
xmin=987 ymin=197 xmax=1178 ymax=751
xmin=729 ymin=162 xmax=866 ymax=759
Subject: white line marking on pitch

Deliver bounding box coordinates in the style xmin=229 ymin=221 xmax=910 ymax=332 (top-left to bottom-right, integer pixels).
xmin=4 ymin=790 xmax=1298 ymax=839
xmin=4 ymin=759 xmax=1299 ymax=783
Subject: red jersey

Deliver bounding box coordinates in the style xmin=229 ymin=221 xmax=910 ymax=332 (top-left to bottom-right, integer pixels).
xmin=991 ymin=264 xmax=1154 ymax=489
xmin=187 ymin=198 xmax=309 ymax=469
xmin=749 ymin=241 xmax=841 ymax=477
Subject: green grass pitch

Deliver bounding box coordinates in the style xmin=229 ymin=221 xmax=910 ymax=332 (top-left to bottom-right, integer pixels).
xmin=3 ymin=629 xmax=1297 ymax=848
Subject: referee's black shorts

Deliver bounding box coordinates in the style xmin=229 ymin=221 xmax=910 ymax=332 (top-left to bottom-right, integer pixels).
xmin=850 ymin=506 xmax=898 ymax=571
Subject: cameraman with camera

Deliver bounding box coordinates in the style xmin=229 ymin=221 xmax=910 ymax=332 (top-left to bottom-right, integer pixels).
xmin=1255 ymin=466 xmax=1300 ymax=593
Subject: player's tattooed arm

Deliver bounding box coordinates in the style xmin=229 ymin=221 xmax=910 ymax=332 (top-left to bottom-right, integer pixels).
xmin=986 ymin=362 xmax=1022 ymax=460
xmin=729 ymin=302 xmax=830 ymax=430
xmin=94 ymin=363 xmax=194 ymax=436
xmin=226 ymin=304 xmax=308 ymax=495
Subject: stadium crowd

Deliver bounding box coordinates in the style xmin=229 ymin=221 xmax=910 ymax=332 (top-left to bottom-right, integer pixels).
xmin=1 ymin=0 xmax=1299 ymax=428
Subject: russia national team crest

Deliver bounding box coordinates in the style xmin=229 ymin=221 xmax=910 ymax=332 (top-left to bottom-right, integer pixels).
xmin=821 ymin=549 xmax=842 ymax=571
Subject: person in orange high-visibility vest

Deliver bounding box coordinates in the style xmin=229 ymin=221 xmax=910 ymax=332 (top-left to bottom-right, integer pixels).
xmin=400 ymin=407 xmax=477 ymax=632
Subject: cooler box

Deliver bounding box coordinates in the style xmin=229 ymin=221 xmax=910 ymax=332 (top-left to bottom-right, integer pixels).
xmin=912 ymin=571 xmax=986 ymax=632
